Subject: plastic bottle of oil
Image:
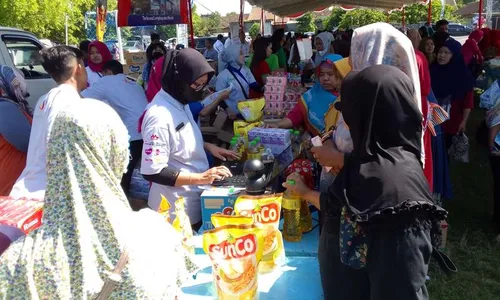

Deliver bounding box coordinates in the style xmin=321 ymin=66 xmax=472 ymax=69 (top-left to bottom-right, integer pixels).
xmin=282 ymin=180 xmax=302 ymax=242
xmin=300 ymin=199 xmax=312 ymax=233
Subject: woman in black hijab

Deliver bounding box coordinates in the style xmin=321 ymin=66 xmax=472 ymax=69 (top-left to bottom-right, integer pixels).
xmin=140 ymin=48 xmax=236 ymax=230
xmin=284 ymin=65 xmax=446 ymax=300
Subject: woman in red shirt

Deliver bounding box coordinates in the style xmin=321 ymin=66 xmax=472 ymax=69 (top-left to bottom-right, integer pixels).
xmin=250 ymin=37 xmax=272 ymax=88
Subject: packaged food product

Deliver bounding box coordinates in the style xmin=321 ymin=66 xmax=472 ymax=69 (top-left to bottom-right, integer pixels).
xmin=203 ymin=225 xmax=264 ymax=300
xmin=234 ymin=121 xmax=264 ymax=145
xmin=157 ymin=194 xmax=171 ymax=223
xmin=211 ymin=214 xmax=254 ymax=228
xmin=234 ymin=194 xmax=285 ymax=273
xmin=238 ymin=98 xmax=265 ymax=123
xmin=172 ymin=197 xmax=194 ymax=254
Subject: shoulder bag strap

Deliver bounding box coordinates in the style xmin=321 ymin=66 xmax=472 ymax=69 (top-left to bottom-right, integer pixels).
xmin=94 ymin=249 xmax=130 ymax=300
xmin=227 ymin=67 xmax=249 ymax=99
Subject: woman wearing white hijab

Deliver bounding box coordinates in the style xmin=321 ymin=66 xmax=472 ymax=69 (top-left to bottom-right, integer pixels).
xmin=312 ymin=32 xmax=335 ymax=67
xmin=216 ymin=44 xmax=261 ymax=118
xmin=0 ymin=99 xmax=197 ymax=299
xmin=313 ymin=23 xmax=425 ymax=173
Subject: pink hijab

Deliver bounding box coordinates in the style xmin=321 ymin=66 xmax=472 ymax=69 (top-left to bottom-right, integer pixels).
xmin=88 ymin=41 xmax=113 ymax=73
xmin=462 ymin=29 xmax=484 ymax=66
xmin=146 ymin=56 xmax=164 ymax=102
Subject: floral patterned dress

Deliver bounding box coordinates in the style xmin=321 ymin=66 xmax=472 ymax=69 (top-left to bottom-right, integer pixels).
xmin=0 ymin=99 xmax=197 ymax=299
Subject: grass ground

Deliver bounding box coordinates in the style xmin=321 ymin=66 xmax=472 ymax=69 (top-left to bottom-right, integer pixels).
xmin=427 ymin=108 xmax=500 ymax=300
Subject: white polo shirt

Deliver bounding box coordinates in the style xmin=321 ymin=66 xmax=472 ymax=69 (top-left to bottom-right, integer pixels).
xmin=140 ymin=90 xmax=209 ymax=223
xmin=82 ymin=74 xmax=148 ymax=141
xmin=10 ymin=84 xmax=82 ymax=199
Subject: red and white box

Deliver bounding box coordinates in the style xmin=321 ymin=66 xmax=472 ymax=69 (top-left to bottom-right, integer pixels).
xmin=264 ymin=93 xmax=284 ymax=103
xmin=266 ymin=76 xmax=287 ymax=86
xmin=0 ymin=197 xmax=43 ymax=234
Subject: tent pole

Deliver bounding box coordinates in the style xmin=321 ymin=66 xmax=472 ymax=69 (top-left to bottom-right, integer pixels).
xmin=261 ymin=8 xmax=265 ymax=34
xmin=188 ymin=0 xmax=195 ymax=48
xmin=427 ymin=0 xmax=432 ymax=24
xmin=402 ymin=7 xmax=406 ymax=30
xmin=478 ymin=0 xmax=484 ymax=28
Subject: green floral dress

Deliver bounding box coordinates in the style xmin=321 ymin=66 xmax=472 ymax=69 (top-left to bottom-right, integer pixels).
xmin=0 ymin=99 xmax=197 ymax=299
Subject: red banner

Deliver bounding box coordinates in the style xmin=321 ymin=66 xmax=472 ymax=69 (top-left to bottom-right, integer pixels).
xmin=118 ymin=0 xmax=189 ymax=27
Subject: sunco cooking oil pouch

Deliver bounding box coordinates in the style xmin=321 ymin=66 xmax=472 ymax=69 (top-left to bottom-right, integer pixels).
xmin=203 ymin=225 xmax=264 ymax=300
xmin=234 ymin=194 xmax=285 ymax=273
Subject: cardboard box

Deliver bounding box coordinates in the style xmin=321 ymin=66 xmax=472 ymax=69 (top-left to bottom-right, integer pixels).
xmin=124 ymin=51 xmax=147 ymax=65
xmin=123 ymin=63 xmax=144 ymax=77
xmin=248 ymin=128 xmax=291 ymax=156
xmin=0 ymin=197 xmax=43 ymax=234
xmin=200 ymin=189 xmax=241 ymax=232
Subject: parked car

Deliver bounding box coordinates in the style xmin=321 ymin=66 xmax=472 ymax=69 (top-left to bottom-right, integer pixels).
xmin=448 ymin=23 xmax=472 ymax=36
xmin=123 ymin=40 xmax=144 ymax=52
xmin=0 ymin=27 xmax=56 ymax=107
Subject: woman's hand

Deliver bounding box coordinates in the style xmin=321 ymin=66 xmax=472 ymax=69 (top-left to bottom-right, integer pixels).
xmin=220 ymin=90 xmax=231 ymax=100
xmin=282 ymin=173 xmax=312 ymax=198
xmin=311 ymin=146 xmax=344 ymax=173
xmin=197 ymin=166 xmax=233 ymax=184
xmin=457 ymin=121 xmax=467 ymax=134
xmin=205 ymin=143 xmax=240 ymax=161
xmin=263 ymin=123 xmax=279 ymax=129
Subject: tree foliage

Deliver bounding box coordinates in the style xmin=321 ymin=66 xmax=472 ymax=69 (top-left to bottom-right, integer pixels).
xmin=249 ymin=23 xmax=261 ymax=39
xmin=323 ymin=8 xmax=347 ymax=30
xmin=338 ymin=9 xmax=386 ymax=29
xmin=296 ymin=12 xmax=317 ymax=33
xmin=156 ymin=25 xmax=177 ymax=40
xmin=388 ymin=0 xmax=459 ymax=25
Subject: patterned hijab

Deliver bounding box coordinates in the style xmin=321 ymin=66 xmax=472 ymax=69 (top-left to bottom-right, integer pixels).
xmin=0 ymin=99 xmax=197 ymax=299
xmin=350 ymin=22 xmax=422 ymax=114
xmin=0 ymin=65 xmax=32 ymax=116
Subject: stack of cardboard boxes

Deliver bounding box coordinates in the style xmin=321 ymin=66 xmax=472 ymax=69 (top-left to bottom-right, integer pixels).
xmin=123 ymin=51 xmax=147 ymax=79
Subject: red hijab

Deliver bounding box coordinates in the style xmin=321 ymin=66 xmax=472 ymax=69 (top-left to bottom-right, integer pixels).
xmin=88 ymin=41 xmax=112 ymax=73
xmin=462 ymin=29 xmax=484 ymax=65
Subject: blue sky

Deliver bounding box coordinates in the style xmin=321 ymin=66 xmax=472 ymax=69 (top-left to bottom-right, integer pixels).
xmin=194 ymin=0 xmax=253 ymax=16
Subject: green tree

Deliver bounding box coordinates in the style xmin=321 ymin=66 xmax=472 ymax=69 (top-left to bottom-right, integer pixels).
xmin=157 ymin=25 xmax=177 ymax=39
xmin=338 ymin=9 xmax=386 ymax=29
xmin=249 ymin=23 xmax=261 ymax=39
xmin=388 ymin=0 xmax=460 ymax=25
xmin=323 ymin=8 xmax=347 ymax=30
xmin=296 ymin=12 xmax=317 ymax=33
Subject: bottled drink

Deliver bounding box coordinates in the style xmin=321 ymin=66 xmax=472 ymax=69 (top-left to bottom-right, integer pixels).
xmin=300 ymin=199 xmax=312 ymax=233
xmin=282 ymin=180 xmax=302 ymax=242
xmin=247 ymin=141 xmax=262 ymax=160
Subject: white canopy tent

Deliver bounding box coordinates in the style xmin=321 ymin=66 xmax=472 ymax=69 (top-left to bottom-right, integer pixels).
xmin=246 ymin=0 xmax=428 ymax=17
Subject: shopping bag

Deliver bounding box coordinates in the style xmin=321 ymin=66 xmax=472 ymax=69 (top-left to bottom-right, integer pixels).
xmin=448 ymin=133 xmax=470 ymax=163
xmin=479 ymin=80 xmax=500 ymax=110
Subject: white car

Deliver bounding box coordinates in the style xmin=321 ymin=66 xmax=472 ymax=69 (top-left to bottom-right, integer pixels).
xmin=0 ymin=27 xmax=56 ymax=107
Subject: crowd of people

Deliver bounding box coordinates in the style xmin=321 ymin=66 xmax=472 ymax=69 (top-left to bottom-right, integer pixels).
xmin=0 ymin=19 xmax=498 ymax=299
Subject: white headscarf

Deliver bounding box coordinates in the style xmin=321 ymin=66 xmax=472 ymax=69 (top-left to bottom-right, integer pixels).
xmin=349 ymin=22 xmax=424 ymax=165
xmin=0 ymin=99 xmax=197 ymax=299
xmin=221 ymin=44 xmax=243 ymax=69
xmin=350 ymin=22 xmax=422 ymax=114
xmin=314 ymin=32 xmax=334 ymax=66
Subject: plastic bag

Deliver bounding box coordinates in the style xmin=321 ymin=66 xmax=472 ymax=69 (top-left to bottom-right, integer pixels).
xmin=448 ymin=133 xmax=469 ymax=163
xmin=238 ymin=98 xmax=265 ymax=122
xmin=157 ymin=194 xmax=171 ymax=223
xmin=333 ymin=114 xmax=353 ymax=154
xmin=172 ymin=197 xmax=194 ymax=254
xmin=211 ymin=215 xmax=254 ymax=228
xmin=480 ymin=80 xmax=500 ymax=110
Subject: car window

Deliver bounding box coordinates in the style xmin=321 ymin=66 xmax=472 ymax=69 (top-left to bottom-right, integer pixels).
xmin=3 ymin=37 xmax=50 ymax=79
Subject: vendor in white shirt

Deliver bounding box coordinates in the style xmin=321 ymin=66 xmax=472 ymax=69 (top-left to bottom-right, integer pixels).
xmin=82 ymin=60 xmax=148 ymax=196
xmin=85 ymin=41 xmax=112 ymax=87
xmin=10 ymin=46 xmax=87 ymax=199
xmin=140 ymin=48 xmax=238 ymax=230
